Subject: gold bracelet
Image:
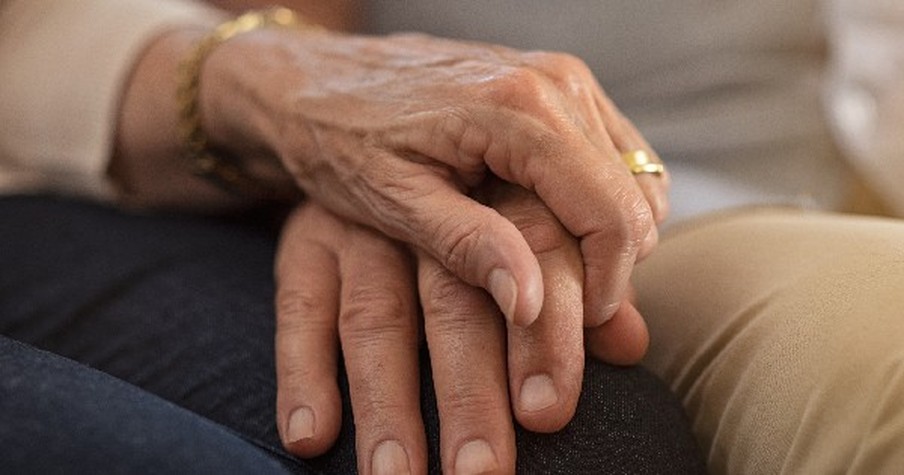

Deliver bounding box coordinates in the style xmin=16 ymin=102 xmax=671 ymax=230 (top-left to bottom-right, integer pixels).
xmin=176 ymin=7 xmax=316 ymax=200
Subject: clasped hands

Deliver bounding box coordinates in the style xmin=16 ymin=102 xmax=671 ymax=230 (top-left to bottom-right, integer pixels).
xmin=201 ymin=29 xmax=669 ymax=474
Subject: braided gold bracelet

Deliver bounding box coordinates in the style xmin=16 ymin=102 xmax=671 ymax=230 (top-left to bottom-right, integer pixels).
xmin=176 ymin=7 xmax=316 ymax=199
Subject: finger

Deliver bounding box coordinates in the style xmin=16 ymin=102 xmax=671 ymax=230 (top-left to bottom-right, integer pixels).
xmin=359 ymin=162 xmax=545 ymax=327
xmin=578 ymin=102 xmax=660 ymax=263
xmin=418 ymin=252 xmax=516 ymax=475
xmin=474 ymin=106 xmax=653 ymax=327
xmin=577 ymin=96 xmax=668 ymax=246
xmin=517 ymin=63 xmax=660 ymax=267
xmin=528 ymin=139 xmax=651 ymax=328
xmin=635 ymin=169 xmax=671 ymax=225
xmin=337 ymin=228 xmax=426 ymax=475
xmin=492 ymin=187 xmax=585 ymax=432
xmin=585 ymin=298 xmax=650 ymax=366
xmin=595 ymin=93 xmax=671 ymax=224
xmin=387 ymin=69 xmax=652 ymax=327
xmin=274 ymin=206 xmax=343 ymax=457
xmin=519 ymin=51 xmax=670 ymax=225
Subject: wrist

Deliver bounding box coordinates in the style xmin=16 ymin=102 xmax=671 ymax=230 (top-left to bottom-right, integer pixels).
xmin=179 ymin=8 xmax=318 ymax=203
xmin=113 ymin=27 xmax=247 ymax=211
xmin=197 ymin=26 xmax=328 ymax=184
xmin=113 ymin=24 xmax=301 ymax=211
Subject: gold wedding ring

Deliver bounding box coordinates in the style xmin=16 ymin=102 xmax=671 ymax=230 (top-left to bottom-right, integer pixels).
xmin=621 ymin=150 xmax=665 ymax=176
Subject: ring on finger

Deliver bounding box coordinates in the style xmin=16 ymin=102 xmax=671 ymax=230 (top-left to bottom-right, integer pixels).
xmin=621 ymin=150 xmax=665 ymax=176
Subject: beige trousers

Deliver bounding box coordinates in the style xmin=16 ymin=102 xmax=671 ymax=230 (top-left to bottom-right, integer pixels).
xmin=636 ymin=210 xmax=904 ymax=474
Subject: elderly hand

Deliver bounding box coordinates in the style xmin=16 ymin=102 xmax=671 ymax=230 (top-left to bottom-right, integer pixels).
xmin=274 ymin=183 xmax=650 ymax=473
xmin=203 ymin=28 xmax=669 ymax=329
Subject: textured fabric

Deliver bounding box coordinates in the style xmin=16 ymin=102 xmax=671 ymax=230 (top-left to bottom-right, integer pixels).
xmin=636 ymin=209 xmax=904 ymax=474
xmin=0 ymin=195 xmax=705 ymax=474
xmin=0 ymin=338 xmax=294 ymax=475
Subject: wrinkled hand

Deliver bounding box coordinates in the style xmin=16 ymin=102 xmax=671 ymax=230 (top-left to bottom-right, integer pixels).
xmin=205 ymin=30 xmax=669 ymax=328
xmin=274 ymin=185 xmax=651 ymax=473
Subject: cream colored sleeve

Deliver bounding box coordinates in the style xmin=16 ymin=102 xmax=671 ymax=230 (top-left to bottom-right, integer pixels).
xmin=0 ymin=0 xmax=222 ymax=200
xmin=826 ymin=0 xmax=904 ymax=216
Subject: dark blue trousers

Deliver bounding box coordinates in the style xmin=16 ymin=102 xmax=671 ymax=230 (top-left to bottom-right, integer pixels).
xmin=0 ymin=195 xmax=704 ymax=474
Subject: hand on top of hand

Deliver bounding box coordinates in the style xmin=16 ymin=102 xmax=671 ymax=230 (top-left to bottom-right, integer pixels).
xmin=202 ymin=28 xmax=669 ymax=331
xmin=274 ymin=182 xmax=653 ymax=474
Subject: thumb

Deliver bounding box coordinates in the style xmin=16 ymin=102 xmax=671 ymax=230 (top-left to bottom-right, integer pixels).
xmin=403 ymin=183 xmax=544 ymax=327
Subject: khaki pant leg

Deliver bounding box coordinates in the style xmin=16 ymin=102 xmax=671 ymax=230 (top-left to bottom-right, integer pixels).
xmin=635 ymin=210 xmax=904 ymax=474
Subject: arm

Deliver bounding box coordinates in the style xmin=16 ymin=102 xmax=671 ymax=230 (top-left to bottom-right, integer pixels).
xmin=0 ymin=0 xmax=359 ymax=209
xmin=113 ymin=0 xmax=361 ymax=210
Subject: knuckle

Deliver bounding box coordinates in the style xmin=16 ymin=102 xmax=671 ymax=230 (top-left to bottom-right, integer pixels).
xmin=432 ymin=215 xmax=484 ymax=279
xmin=484 ymin=66 xmax=551 ymax=111
xmin=353 ymin=397 xmax=408 ymax=426
xmin=435 ymin=108 xmax=490 ymax=169
xmin=512 ymin=213 xmax=570 ymax=257
xmin=535 ymin=51 xmax=590 ymax=76
xmin=611 ymin=188 xmax=654 ymax=250
xmin=559 ymin=52 xmax=592 ymax=73
xmin=275 ymin=288 xmax=323 ymax=326
xmin=351 ymin=230 xmax=411 ymax=264
xmin=490 ymin=190 xmax=568 ymax=252
xmin=435 ymin=107 xmax=470 ymax=143
xmin=420 ymin=270 xmax=498 ymax=334
xmin=339 ymin=285 xmax=413 ymax=340
xmin=528 ymin=51 xmax=594 ymax=91
xmin=421 ymin=270 xmax=476 ymax=316
xmin=479 ymin=66 xmax=583 ymax=160
xmin=430 ymin=313 xmax=496 ymax=342
xmin=440 ymin=388 xmax=502 ymax=419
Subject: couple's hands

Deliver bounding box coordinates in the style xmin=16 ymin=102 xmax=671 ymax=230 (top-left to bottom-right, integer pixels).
xmin=190 ymin=24 xmax=670 ymax=474
xmin=202 ymin=29 xmax=668 ymax=329
xmin=112 ymin=15 xmax=669 ymax=474
xmin=274 ymin=183 xmax=654 ymax=474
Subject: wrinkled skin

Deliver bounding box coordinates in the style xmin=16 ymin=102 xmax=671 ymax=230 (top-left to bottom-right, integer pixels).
xmin=202 ymin=30 xmax=669 ymax=329
xmin=113 ymin=23 xmax=669 ymax=475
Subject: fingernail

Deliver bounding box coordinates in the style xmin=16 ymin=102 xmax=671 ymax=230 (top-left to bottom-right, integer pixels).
xmin=488 ymin=268 xmax=517 ymax=324
xmin=519 ymin=373 xmax=559 ymax=413
xmin=286 ymin=406 xmax=315 ymax=443
xmin=455 ymin=439 xmax=499 ymax=475
xmin=372 ymin=440 xmax=411 ymax=475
